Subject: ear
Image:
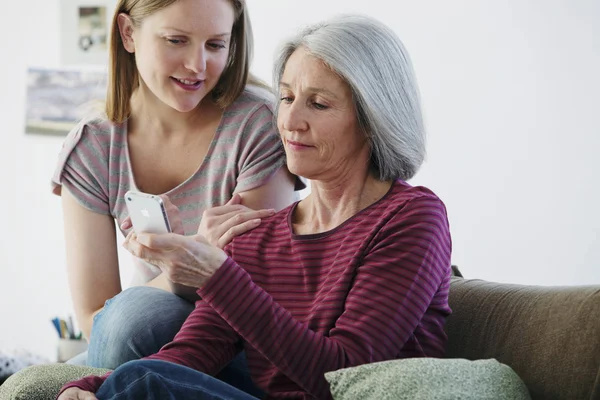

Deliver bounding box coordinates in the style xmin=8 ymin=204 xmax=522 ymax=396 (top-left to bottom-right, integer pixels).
xmin=117 ymin=13 xmax=136 ymax=53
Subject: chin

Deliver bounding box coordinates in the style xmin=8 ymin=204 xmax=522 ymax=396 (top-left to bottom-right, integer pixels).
xmin=287 ymin=162 xmax=313 ymax=180
xmin=171 ymin=100 xmax=202 ymax=113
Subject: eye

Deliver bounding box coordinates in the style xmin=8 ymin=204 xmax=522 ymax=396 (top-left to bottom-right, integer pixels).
xmin=280 ymin=97 xmax=293 ymax=104
xmin=208 ymin=42 xmax=227 ymax=50
xmin=166 ymin=38 xmax=186 ymax=45
xmin=312 ymin=102 xmax=328 ymax=110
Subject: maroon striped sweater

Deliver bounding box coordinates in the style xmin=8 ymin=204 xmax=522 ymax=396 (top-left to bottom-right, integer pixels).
xmin=60 ymin=180 xmax=452 ymax=399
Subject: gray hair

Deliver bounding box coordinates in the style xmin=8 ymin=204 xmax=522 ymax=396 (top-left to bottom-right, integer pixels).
xmin=273 ymin=14 xmax=425 ymax=181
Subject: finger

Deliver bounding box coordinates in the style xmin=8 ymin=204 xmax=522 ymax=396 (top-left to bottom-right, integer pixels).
xmin=122 ymin=230 xmax=134 ymax=246
xmin=81 ymin=391 xmax=99 ymax=400
xmin=122 ymin=233 xmax=138 ymax=253
xmin=213 ymin=208 xmax=275 ymax=227
xmin=204 ymin=203 xmax=250 ymax=217
xmin=124 ymin=236 xmax=165 ymax=263
xmin=157 ymin=194 xmax=174 ymax=208
xmin=157 ymin=195 xmax=184 ymax=234
xmin=120 ymin=216 xmax=132 ymax=230
xmin=218 ymin=218 xmax=261 ymax=249
xmin=225 ymin=193 xmax=242 ymax=206
xmin=219 ymin=209 xmax=274 ymax=231
xmin=136 ymin=232 xmax=191 ymax=249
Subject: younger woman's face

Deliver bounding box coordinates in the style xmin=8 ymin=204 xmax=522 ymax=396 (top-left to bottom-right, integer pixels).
xmin=119 ymin=0 xmax=235 ymax=113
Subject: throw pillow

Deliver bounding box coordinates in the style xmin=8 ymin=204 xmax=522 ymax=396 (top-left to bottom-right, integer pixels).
xmin=0 ymin=363 xmax=110 ymax=400
xmin=325 ymin=358 xmax=531 ymax=400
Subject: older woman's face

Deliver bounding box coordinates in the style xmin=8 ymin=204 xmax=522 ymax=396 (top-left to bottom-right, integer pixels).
xmin=277 ymin=47 xmax=369 ymax=181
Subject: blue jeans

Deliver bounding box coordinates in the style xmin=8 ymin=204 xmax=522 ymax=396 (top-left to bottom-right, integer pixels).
xmin=76 ymin=286 xmax=263 ymax=398
xmin=96 ymin=359 xmax=259 ymax=400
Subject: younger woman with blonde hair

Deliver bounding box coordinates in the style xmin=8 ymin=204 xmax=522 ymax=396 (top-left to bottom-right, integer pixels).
xmin=52 ymin=0 xmax=298 ymax=396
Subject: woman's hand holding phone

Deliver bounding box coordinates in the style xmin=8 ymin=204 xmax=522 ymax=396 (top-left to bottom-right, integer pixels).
xmin=121 ymin=191 xmax=275 ymax=290
xmin=122 ymin=192 xmax=183 ymax=235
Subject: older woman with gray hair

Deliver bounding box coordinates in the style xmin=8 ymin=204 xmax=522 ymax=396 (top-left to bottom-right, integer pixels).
xmin=58 ymin=14 xmax=452 ymax=400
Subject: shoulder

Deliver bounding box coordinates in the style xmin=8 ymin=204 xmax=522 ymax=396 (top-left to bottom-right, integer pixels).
xmin=64 ymin=113 xmax=123 ymax=151
xmin=379 ymin=180 xmax=450 ymax=228
xmin=52 ymin=114 xmax=124 ymax=184
xmin=388 ymin=180 xmax=446 ymax=209
xmin=229 ymin=202 xmax=294 ymax=247
xmin=226 ymin=85 xmax=276 ymax=115
xmin=219 ymin=86 xmax=279 ymax=142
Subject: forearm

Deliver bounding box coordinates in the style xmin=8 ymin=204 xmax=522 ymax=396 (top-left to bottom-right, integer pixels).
xmin=199 ymin=256 xmax=446 ymax=400
xmin=198 ymin=259 xmax=340 ymax=399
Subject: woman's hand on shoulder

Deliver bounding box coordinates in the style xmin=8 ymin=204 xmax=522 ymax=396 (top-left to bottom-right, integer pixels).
xmin=57 ymin=387 xmax=97 ymax=400
xmin=199 ymin=193 xmax=275 ymax=249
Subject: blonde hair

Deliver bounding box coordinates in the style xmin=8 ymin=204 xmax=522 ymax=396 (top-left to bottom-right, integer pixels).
xmin=106 ymin=0 xmax=261 ymax=123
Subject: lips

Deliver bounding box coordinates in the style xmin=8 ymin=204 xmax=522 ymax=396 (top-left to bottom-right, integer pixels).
xmin=171 ymin=77 xmax=204 ymax=91
xmin=175 ymin=77 xmax=200 ymax=85
xmin=287 ymin=139 xmax=312 ymax=147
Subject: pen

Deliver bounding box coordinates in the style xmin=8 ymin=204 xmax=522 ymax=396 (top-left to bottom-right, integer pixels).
xmin=59 ymin=319 xmax=69 ymax=339
xmin=67 ymin=316 xmax=75 ymax=339
xmin=51 ymin=317 xmax=62 ymax=338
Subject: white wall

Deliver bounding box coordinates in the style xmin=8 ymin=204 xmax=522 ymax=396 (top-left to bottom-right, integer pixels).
xmin=0 ymin=0 xmax=598 ymax=361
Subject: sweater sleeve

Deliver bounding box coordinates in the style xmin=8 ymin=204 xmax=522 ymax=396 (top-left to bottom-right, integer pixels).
xmin=142 ymin=300 xmax=239 ymax=372
xmin=51 ymin=117 xmax=111 ymax=214
xmin=234 ymin=104 xmax=286 ymax=194
xmin=199 ymin=196 xmax=452 ymax=399
xmin=56 ymin=301 xmax=240 ymax=398
xmin=56 ymin=373 xmax=111 ymax=399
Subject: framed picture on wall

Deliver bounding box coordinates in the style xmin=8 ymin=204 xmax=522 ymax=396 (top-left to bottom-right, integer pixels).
xmin=59 ymin=0 xmax=116 ymax=66
xmin=24 ymin=67 xmax=107 ymax=136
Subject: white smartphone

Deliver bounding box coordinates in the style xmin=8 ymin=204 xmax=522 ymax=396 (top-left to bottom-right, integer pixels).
xmin=124 ymin=190 xmax=172 ymax=234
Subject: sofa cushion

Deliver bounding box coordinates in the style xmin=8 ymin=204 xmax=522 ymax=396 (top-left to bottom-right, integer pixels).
xmin=446 ymin=276 xmax=600 ymax=400
xmin=0 ymin=364 xmax=110 ymax=400
xmin=324 ymin=357 xmax=530 ymax=400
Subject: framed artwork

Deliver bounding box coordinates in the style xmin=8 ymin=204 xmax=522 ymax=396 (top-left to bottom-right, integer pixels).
xmin=25 ymin=67 xmax=107 ymax=136
xmin=60 ymin=0 xmax=115 ymax=66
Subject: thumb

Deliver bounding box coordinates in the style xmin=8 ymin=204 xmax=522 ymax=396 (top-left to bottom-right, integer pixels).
xmin=120 ymin=216 xmax=132 ymax=230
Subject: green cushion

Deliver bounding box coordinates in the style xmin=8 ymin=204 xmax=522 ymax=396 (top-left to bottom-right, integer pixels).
xmin=324 ymin=358 xmax=531 ymax=400
xmin=0 ymin=364 xmax=110 ymax=400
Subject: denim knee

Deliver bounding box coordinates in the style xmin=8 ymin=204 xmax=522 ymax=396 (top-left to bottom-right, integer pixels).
xmin=87 ymin=286 xmax=194 ymax=369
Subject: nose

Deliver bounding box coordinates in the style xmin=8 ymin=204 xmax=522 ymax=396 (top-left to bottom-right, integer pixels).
xmin=185 ymin=47 xmax=207 ymax=73
xmin=279 ymin=100 xmax=308 ymax=133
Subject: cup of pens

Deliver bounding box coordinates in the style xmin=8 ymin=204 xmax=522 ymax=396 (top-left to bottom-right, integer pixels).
xmin=52 ymin=316 xmax=87 ymax=363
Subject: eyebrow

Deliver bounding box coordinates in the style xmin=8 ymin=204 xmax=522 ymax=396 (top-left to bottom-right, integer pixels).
xmin=279 ymin=82 xmax=339 ymax=99
xmin=161 ymin=28 xmax=231 ymax=38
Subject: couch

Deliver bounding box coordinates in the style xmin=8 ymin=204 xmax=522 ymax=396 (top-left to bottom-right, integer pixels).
xmin=1 ymin=272 xmax=599 ymax=399
xmin=446 ymin=274 xmax=600 ymax=400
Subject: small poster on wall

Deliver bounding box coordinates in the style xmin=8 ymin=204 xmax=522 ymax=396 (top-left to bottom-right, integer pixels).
xmin=60 ymin=0 xmax=116 ymax=66
xmin=24 ymin=67 xmax=107 ymax=136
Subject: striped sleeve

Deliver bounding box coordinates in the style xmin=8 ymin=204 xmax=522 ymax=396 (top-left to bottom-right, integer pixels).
xmin=56 ymin=373 xmax=110 ymax=398
xmin=199 ymin=196 xmax=452 ymax=399
xmin=142 ymin=300 xmax=239 ymax=373
xmin=56 ymin=303 xmax=240 ymax=397
xmin=55 ymin=303 xmax=239 ymax=397
xmin=51 ymin=119 xmax=110 ymax=214
xmin=234 ymin=104 xmax=286 ymax=193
